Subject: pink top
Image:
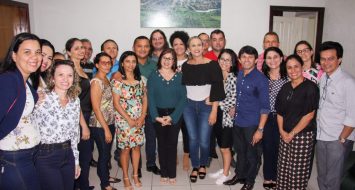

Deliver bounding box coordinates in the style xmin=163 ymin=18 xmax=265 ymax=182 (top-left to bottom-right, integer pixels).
xmin=302 ymin=64 xmax=324 ymax=84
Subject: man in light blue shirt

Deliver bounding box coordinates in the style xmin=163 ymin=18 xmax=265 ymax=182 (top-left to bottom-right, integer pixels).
xmin=316 ymin=41 xmax=355 ymax=190
xmin=93 ymin=39 xmax=120 ymax=79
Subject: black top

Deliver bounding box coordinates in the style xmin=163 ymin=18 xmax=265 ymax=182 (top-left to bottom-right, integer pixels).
xmin=181 ymin=60 xmax=225 ymax=101
xmin=275 ymin=79 xmax=319 ymax=133
xmin=79 ymin=77 xmax=92 ymax=113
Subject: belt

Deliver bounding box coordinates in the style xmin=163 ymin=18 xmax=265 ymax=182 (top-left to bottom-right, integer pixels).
xmin=39 ymin=140 xmax=71 ymax=150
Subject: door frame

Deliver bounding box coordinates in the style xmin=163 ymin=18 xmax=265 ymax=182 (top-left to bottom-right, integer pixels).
xmin=269 ymin=6 xmax=324 ymax=55
xmin=0 ymin=0 xmax=30 ymax=32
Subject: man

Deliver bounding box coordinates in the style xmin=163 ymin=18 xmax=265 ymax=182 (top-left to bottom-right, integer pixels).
xmin=316 ymin=41 xmax=355 ymax=190
xmin=80 ymin=39 xmax=95 ymax=79
xmin=198 ymin=32 xmax=210 ymax=55
xmin=204 ymin=29 xmax=226 ymax=61
xmin=133 ymin=36 xmax=160 ymax=175
xmin=224 ymin=46 xmax=270 ymax=190
xmin=94 ymin=39 xmax=120 ymax=79
xmin=256 ymin=32 xmax=280 ymax=71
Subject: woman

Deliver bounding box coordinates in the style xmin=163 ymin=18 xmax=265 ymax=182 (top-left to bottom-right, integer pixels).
xmin=148 ymin=48 xmax=187 ymax=184
xmin=33 ymin=60 xmax=81 ymax=189
xmin=275 ymin=54 xmax=319 ymax=190
xmin=294 ymin=40 xmax=323 ymax=84
xmin=90 ymin=52 xmax=117 ymax=190
xmin=149 ymin=29 xmax=169 ymax=63
xmin=65 ymin=38 xmax=92 ymax=190
xmin=30 ymin=39 xmax=55 ymax=91
xmin=112 ymin=51 xmax=147 ymax=190
xmin=208 ymin=49 xmax=238 ymax=185
xmin=169 ymin=30 xmax=190 ymax=170
xmin=182 ymin=36 xmax=225 ymax=183
xmin=0 ymin=33 xmax=42 ymax=190
xmin=261 ymin=47 xmax=288 ymax=189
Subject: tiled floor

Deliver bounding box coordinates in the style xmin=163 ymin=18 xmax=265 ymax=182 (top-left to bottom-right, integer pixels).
xmin=89 ymin=140 xmax=319 ymax=190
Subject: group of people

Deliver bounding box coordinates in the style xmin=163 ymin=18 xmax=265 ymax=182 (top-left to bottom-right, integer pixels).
xmin=0 ymin=28 xmax=354 ymax=190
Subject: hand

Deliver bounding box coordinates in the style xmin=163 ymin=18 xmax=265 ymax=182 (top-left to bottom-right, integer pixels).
xmin=104 ymin=128 xmax=112 ymax=143
xmin=136 ymin=116 xmax=145 ymax=128
xmin=162 ymin=116 xmax=172 ymax=126
xmin=228 ymin=107 xmax=235 ymax=117
xmin=156 ymin=117 xmax=167 ymax=126
xmin=127 ymin=118 xmax=136 ymax=128
xmin=208 ymin=111 xmax=217 ymax=126
xmin=75 ymin=165 xmax=81 ymax=179
xmin=252 ymin=130 xmax=263 ymax=146
xmin=284 ymin=132 xmax=295 ymax=143
xmin=81 ymin=126 xmax=90 ymax=140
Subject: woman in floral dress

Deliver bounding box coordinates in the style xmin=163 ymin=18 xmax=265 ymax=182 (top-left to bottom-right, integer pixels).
xmin=112 ymin=51 xmax=147 ymax=190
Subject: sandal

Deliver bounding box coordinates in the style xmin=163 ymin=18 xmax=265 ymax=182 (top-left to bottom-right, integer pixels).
xmin=123 ymin=178 xmax=133 ymax=190
xmin=101 ymin=185 xmax=117 ymax=190
xmin=169 ymin=178 xmax=176 ymax=185
xmin=109 ymin=176 xmax=121 ymax=183
xmin=190 ymin=168 xmax=199 ymax=183
xmin=198 ymin=166 xmax=206 ymax=179
xmin=160 ymin=177 xmax=169 ymax=184
xmin=132 ymin=174 xmax=142 ymax=187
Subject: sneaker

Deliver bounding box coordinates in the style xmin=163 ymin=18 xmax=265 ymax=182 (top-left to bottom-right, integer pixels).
xmin=216 ymin=174 xmax=230 ymax=185
xmin=208 ymin=169 xmax=223 ymax=178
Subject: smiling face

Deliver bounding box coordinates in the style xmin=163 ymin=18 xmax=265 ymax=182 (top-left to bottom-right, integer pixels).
xmin=133 ymin=39 xmax=150 ymax=60
xmin=263 ymin=34 xmax=279 ymax=50
xmin=210 ymin=33 xmax=225 ymax=52
xmin=40 ymin=45 xmax=54 ymax=72
xmin=286 ymin=58 xmax=303 ymax=81
xmin=151 ymin=32 xmax=165 ymax=51
xmin=12 ymin=39 xmax=42 ymax=78
xmin=96 ymin=55 xmax=112 ymax=75
xmin=265 ymin=50 xmax=282 ymax=70
xmin=188 ymin=38 xmax=203 ymax=58
xmin=218 ymin=52 xmax=232 ymax=73
xmin=68 ymin=40 xmax=84 ymax=61
xmin=160 ymin=52 xmax=174 ymax=70
xmin=172 ymin=38 xmax=186 ymax=57
xmin=239 ymin=53 xmax=257 ymax=72
xmin=296 ymin=43 xmax=313 ymax=64
xmin=320 ymin=49 xmax=341 ymax=76
xmin=122 ymin=55 xmax=137 ymax=73
xmin=103 ymin=41 xmax=118 ymax=60
xmin=199 ymin=33 xmax=210 ymax=53
xmin=82 ymin=41 xmax=93 ymax=61
xmin=53 ymin=64 xmax=74 ymax=92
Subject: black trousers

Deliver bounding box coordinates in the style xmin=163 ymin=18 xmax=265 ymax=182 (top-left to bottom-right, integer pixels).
xmin=155 ymin=108 xmax=182 ymax=178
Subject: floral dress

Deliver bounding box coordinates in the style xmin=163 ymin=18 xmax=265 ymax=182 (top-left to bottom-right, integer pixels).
xmin=111 ymin=78 xmax=146 ymax=149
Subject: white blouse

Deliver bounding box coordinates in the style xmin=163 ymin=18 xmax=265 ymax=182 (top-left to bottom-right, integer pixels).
xmin=0 ymin=83 xmax=41 ymax=151
xmin=32 ymin=91 xmax=81 ymax=165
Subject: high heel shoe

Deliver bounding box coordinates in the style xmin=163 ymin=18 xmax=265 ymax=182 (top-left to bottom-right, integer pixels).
xmin=132 ymin=174 xmax=142 ymax=187
xmin=190 ymin=168 xmax=199 ymax=183
xmin=123 ymin=178 xmax=133 ymax=190
xmin=199 ymin=165 xmax=206 ymax=179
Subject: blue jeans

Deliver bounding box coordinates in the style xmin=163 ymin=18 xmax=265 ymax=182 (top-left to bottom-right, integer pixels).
xmin=183 ymin=99 xmax=212 ymax=168
xmin=36 ymin=141 xmax=75 ymax=190
xmin=91 ymin=125 xmax=115 ymax=188
xmin=76 ymin=111 xmax=93 ymax=190
xmin=0 ymin=146 xmax=40 ymax=190
xmin=144 ymin=114 xmax=157 ymax=167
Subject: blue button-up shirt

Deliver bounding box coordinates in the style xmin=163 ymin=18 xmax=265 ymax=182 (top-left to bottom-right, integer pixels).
xmin=234 ymin=68 xmax=270 ymax=127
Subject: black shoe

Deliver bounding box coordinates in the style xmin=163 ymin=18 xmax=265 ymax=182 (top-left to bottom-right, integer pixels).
xmin=210 ymin=151 xmax=218 ymax=159
xmin=89 ymin=186 xmax=95 ymax=190
xmin=147 ymin=165 xmax=161 ymax=175
xmin=263 ymin=182 xmax=276 ymax=190
xmin=223 ymin=174 xmax=246 ymax=185
xmin=108 ymin=176 xmax=121 ymax=183
xmin=138 ymin=168 xmax=142 ymax=178
xmin=90 ymin=159 xmax=98 ymax=167
xmin=198 ymin=166 xmax=206 ymax=179
xmin=241 ymin=183 xmax=254 ymax=190
xmin=190 ymin=168 xmax=199 ymax=183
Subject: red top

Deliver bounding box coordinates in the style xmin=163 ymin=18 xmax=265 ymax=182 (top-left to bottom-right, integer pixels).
xmin=204 ymin=50 xmax=218 ymax=61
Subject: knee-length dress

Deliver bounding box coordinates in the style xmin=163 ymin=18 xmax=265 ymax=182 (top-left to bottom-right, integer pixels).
xmin=112 ymin=78 xmax=146 ymax=149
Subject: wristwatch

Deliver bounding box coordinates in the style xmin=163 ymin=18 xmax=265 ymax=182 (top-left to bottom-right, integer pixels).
xmin=257 ymin=127 xmax=264 ymax=133
xmin=339 ymin=137 xmax=346 ymax=143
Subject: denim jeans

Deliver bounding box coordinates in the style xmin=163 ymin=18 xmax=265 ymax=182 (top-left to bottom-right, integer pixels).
xmin=144 ymin=114 xmax=157 ymax=167
xmin=91 ymin=124 xmax=115 ymax=188
xmin=36 ymin=142 xmax=75 ymax=190
xmin=76 ymin=111 xmax=93 ymax=190
xmin=183 ymin=99 xmax=212 ymax=168
xmin=0 ymin=146 xmax=40 ymax=190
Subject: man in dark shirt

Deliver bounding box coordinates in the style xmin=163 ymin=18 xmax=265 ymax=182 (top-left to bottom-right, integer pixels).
xmin=80 ymin=39 xmax=95 ymax=79
xmin=224 ymin=46 xmax=270 ymax=190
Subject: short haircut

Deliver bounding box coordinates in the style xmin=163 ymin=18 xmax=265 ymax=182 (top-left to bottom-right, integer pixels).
xmin=169 ymin=31 xmax=190 ymax=49
xmin=133 ymin=36 xmax=149 ymax=46
xmin=100 ymin=39 xmax=118 ymax=51
xmin=198 ymin=32 xmax=209 ymax=38
xmin=210 ymin=29 xmax=225 ymax=39
xmin=81 ymin=38 xmax=91 ymax=43
xmin=263 ymin=31 xmax=280 ymax=43
xmin=238 ymin=45 xmax=258 ymax=59
xmin=319 ymin=41 xmax=343 ymax=58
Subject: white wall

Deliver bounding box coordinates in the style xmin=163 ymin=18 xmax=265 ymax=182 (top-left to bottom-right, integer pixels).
xmin=323 ymin=0 xmax=355 ymax=76
xmin=28 ymin=0 xmax=328 ymax=59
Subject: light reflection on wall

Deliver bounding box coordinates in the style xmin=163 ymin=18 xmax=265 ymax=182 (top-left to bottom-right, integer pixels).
xmin=146 ymin=12 xmax=171 ymax=27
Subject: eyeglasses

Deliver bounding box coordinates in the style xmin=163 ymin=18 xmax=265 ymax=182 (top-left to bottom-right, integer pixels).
xmin=286 ymin=90 xmax=294 ymax=101
xmin=219 ymin=58 xmax=231 ymax=64
xmin=162 ymin=57 xmax=174 ymax=61
xmin=296 ymin=48 xmax=311 ymax=54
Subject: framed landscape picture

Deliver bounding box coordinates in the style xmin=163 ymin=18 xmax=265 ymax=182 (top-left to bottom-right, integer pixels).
xmin=141 ymin=0 xmax=221 ymax=28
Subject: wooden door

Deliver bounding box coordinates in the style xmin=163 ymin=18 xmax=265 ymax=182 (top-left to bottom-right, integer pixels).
xmin=0 ymin=1 xmax=30 ymax=60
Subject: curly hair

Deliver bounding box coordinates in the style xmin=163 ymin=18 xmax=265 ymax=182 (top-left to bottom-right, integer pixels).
xmin=46 ymin=60 xmax=81 ymax=100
